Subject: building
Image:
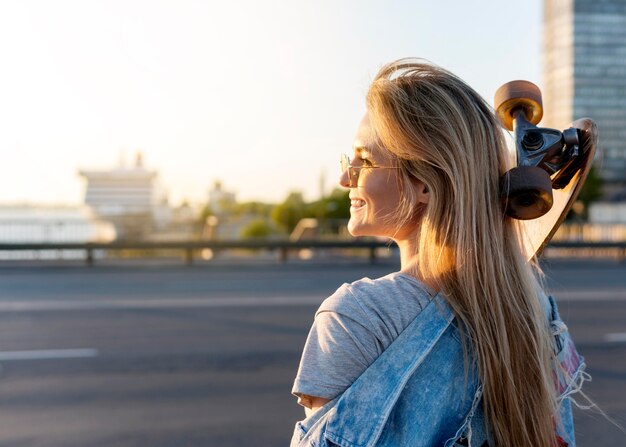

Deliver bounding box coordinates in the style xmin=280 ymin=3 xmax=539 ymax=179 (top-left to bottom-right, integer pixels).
xmin=78 ymin=152 xmax=168 ymax=239
xmin=0 ymin=206 xmax=115 ymax=244
xmin=208 ymin=181 xmax=236 ymax=215
xmin=79 ymin=153 xmax=156 ymax=217
xmin=543 ymin=0 xmax=626 ymax=197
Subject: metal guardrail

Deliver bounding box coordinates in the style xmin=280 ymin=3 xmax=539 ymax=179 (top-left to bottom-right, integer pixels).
xmin=543 ymin=241 xmax=626 ymax=262
xmin=0 ymin=240 xmax=625 ymax=265
xmin=0 ymin=240 xmax=391 ymax=265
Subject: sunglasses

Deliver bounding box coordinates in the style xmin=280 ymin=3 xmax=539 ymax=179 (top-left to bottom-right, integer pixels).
xmin=340 ymin=153 xmax=401 ymax=187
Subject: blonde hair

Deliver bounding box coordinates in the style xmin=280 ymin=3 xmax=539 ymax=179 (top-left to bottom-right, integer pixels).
xmin=367 ymin=59 xmax=559 ymax=446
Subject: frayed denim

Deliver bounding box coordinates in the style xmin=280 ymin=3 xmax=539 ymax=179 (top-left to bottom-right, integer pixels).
xmin=291 ymin=294 xmax=584 ymax=447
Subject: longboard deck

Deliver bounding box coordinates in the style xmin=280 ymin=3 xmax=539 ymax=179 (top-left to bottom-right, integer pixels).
xmin=519 ymin=118 xmax=597 ymax=260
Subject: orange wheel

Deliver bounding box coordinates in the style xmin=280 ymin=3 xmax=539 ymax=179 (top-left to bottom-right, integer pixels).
xmin=494 ymin=80 xmax=543 ymax=131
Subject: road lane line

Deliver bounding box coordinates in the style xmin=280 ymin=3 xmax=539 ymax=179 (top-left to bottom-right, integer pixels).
xmin=605 ymin=333 xmax=626 ymax=343
xmin=0 ymin=348 xmax=98 ymax=361
xmin=0 ymin=289 xmax=624 ymax=313
xmin=551 ymin=290 xmax=626 ymax=302
xmin=0 ymin=295 xmax=326 ymax=312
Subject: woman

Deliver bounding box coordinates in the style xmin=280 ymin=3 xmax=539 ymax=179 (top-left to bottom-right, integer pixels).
xmin=291 ymin=59 xmax=586 ymax=446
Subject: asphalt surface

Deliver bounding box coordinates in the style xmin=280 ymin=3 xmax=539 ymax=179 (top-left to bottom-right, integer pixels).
xmin=0 ymin=257 xmax=624 ymax=446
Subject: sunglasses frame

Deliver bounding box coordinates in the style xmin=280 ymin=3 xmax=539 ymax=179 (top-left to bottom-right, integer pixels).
xmin=340 ymin=153 xmax=401 ymax=187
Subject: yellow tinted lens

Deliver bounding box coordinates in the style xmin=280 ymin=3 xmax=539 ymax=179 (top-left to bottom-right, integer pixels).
xmin=340 ymin=154 xmax=359 ymax=187
xmin=340 ymin=154 xmax=349 ymax=173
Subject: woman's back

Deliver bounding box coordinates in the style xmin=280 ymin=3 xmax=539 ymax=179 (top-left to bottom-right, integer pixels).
xmin=291 ymin=58 xmax=586 ymax=446
xmin=292 ymin=275 xmax=583 ymax=446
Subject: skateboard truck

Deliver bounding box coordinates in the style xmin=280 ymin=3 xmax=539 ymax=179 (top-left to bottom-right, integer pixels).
xmin=494 ymin=81 xmax=590 ymax=220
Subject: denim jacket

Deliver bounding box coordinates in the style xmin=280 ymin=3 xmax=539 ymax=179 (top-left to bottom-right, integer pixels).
xmin=291 ymin=293 xmax=585 ymax=447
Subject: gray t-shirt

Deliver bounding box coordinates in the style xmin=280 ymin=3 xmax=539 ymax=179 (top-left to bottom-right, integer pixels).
xmin=292 ymin=271 xmax=435 ymax=403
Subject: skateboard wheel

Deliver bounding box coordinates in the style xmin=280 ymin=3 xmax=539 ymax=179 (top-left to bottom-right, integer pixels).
xmin=494 ymin=81 xmax=543 ymax=131
xmin=500 ymin=166 xmax=553 ymax=220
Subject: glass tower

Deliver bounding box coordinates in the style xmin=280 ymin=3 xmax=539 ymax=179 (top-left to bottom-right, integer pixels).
xmin=543 ymin=0 xmax=626 ymax=196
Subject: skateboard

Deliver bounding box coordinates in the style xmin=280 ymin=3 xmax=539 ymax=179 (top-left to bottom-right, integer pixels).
xmin=494 ymin=80 xmax=598 ymax=259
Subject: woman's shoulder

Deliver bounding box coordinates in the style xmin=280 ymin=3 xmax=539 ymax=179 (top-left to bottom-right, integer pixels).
xmin=317 ymin=272 xmax=433 ymax=341
xmin=320 ymin=271 xmax=432 ymax=309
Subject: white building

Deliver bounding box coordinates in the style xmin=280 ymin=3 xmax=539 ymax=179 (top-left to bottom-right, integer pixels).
xmin=208 ymin=181 xmax=236 ymax=215
xmin=78 ymin=153 xmax=170 ymax=239
xmin=79 ymin=152 xmax=157 ymax=217
xmin=0 ymin=206 xmax=115 ymax=243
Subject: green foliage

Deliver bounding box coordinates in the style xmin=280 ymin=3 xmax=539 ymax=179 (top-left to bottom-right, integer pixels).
xmin=233 ymin=201 xmax=273 ymax=217
xmin=576 ymin=165 xmax=603 ymax=206
xmin=306 ymin=189 xmax=349 ymax=219
xmin=567 ymin=166 xmax=603 ymax=221
xmin=240 ymin=219 xmax=275 ymax=239
xmin=269 ymin=189 xmax=350 ymax=234
xmin=271 ymin=192 xmax=306 ymax=233
xmin=201 ymin=188 xmax=350 ymax=237
xmin=197 ymin=205 xmax=214 ymax=225
xmin=320 ymin=188 xmax=350 ymax=219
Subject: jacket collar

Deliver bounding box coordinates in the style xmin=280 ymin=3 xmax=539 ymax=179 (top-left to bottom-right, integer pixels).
xmin=324 ymin=294 xmax=455 ymax=447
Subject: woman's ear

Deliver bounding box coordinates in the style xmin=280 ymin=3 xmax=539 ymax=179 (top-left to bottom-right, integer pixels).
xmin=415 ymin=181 xmax=429 ymax=205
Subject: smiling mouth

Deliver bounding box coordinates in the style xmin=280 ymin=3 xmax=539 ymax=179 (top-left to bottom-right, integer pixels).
xmin=350 ymin=199 xmax=366 ymax=208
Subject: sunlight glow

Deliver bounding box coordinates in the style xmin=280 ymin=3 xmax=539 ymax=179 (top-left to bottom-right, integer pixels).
xmin=0 ymin=0 xmax=541 ymax=206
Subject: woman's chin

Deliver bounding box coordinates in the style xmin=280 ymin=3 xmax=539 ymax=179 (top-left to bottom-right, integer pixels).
xmin=347 ymin=220 xmax=358 ymax=237
xmin=347 ymin=220 xmax=369 ymax=237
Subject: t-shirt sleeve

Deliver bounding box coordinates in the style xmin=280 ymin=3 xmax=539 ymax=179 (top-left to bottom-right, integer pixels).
xmin=291 ymin=284 xmax=383 ymax=403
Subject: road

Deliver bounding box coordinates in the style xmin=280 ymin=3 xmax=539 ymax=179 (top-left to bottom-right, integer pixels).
xmin=0 ymin=258 xmax=624 ymax=446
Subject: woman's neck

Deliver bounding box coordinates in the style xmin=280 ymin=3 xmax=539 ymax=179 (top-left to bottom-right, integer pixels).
xmin=396 ymin=238 xmax=418 ymax=271
xmin=395 ymin=238 xmax=440 ymax=294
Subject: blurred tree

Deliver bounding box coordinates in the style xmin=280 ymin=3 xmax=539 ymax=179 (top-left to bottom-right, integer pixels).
xmin=271 ymin=192 xmax=306 ymax=233
xmin=197 ymin=204 xmax=214 ymax=225
xmin=240 ymin=219 xmax=275 ymax=239
xmin=566 ymin=166 xmax=603 ymax=221
xmin=234 ymin=201 xmax=273 ymax=218
xmin=322 ymin=188 xmax=350 ymax=219
xmin=307 ymin=188 xmax=350 ymax=220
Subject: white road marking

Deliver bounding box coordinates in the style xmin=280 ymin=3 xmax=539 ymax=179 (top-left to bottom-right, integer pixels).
xmin=0 ymin=289 xmax=624 ymax=313
xmin=552 ymin=289 xmax=626 ymax=302
xmin=0 ymin=295 xmax=325 ymax=312
xmin=0 ymin=348 xmax=98 ymax=361
xmin=604 ymin=333 xmax=626 ymax=343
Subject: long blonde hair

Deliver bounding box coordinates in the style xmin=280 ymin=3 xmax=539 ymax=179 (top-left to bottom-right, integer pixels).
xmin=367 ymin=59 xmax=558 ymax=446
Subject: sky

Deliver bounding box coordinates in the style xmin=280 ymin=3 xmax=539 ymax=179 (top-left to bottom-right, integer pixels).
xmin=0 ymin=0 xmax=542 ymax=206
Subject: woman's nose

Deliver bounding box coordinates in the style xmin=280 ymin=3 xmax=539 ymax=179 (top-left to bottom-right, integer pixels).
xmin=339 ymin=169 xmax=351 ymax=188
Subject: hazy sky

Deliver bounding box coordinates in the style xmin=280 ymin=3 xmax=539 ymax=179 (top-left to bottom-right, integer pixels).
xmin=0 ymin=0 xmax=541 ymax=206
